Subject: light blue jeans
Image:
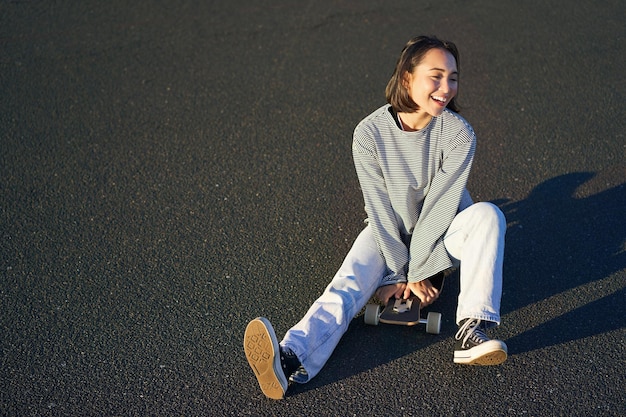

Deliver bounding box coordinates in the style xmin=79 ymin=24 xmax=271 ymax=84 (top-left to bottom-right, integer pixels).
xmin=281 ymin=202 xmax=506 ymax=383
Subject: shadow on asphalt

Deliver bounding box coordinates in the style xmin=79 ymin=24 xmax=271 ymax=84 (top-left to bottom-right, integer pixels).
xmin=498 ymin=172 xmax=624 ymax=305
xmin=497 ymin=171 xmax=625 ymax=354
xmin=505 ymin=288 xmax=625 ymax=355
xmin=287 ymin=171 xmax=625 ymax=394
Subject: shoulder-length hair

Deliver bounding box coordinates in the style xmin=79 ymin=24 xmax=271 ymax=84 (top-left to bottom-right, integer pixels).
xmin=385 ymin=36 xmax=461 ymax=113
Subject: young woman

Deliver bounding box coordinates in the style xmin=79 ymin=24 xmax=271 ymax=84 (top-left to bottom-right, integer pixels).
xmin=244 ymin=35 xmax=508 ymax=400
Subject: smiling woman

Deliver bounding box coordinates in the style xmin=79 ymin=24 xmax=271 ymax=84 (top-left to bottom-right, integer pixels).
xmin=243 ymin=35 xmax=508 ymax=400
xmin=386 ymin=36 xmax=461 ymax=116
xmin=397 ymin=47 xmax=459 ymax=131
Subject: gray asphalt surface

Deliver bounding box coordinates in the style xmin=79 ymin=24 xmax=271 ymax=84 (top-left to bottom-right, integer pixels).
xmin=1 ymin=1 xmax=624 ymax=416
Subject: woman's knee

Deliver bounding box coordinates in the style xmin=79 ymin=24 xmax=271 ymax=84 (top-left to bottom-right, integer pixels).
xmin=476 ymin=202 xmax=506 ymax=228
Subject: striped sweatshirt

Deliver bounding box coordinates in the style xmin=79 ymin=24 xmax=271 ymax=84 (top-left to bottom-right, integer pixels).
xmin=352 ymin=105 xmax=476 ymax=283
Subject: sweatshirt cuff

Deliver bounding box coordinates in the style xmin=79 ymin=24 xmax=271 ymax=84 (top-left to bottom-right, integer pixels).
xmin=380 ymin=271 xmax=408 ymax=286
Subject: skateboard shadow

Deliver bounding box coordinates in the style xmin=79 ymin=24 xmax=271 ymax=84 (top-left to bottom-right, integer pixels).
xmin=290 ymin=171 xmax=625 ymax=394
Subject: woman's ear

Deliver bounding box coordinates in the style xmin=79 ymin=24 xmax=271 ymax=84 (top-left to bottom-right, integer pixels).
xmin=401 ymin=71 xmax=411 ymax=89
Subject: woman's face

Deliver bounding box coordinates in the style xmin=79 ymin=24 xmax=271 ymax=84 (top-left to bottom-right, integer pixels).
xmin=403 ymin=48 xmax=458 ymax=117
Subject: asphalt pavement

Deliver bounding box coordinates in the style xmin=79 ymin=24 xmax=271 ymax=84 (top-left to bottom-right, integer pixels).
xmin=1 ymin=0 xmax=624 ymax=416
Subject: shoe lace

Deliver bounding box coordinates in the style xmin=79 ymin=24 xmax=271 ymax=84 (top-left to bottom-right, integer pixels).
xmin=455 ymin=318 xmax=489 ymax=347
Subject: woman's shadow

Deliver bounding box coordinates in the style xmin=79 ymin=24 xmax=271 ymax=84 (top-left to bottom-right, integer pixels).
xmin=290 ymin=171 xmax=625 ymax=395
xmin=494 ymin=171 xmax=625 ymax=354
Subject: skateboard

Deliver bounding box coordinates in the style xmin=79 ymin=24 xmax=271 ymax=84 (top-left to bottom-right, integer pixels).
xmin=363 ymin=272 xmax=446 ymax=335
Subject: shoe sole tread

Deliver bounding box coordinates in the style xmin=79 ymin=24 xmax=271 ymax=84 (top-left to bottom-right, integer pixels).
xmin=243 ymin=318 xmax=287 ymax=400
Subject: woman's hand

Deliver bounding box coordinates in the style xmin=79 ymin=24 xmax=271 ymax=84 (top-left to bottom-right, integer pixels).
xmin=375 ymin=283 xmax=407 ymax=304
xmin=404 ymin=279 xmax=439 ymax=307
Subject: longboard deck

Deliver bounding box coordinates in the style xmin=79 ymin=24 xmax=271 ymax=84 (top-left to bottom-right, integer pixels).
xmin=377 ymin=273 xmax=446 ymax=326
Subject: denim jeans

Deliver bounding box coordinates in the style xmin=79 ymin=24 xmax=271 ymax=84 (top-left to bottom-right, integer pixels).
xmin=281 ymin=202 xmax=506 ymax=383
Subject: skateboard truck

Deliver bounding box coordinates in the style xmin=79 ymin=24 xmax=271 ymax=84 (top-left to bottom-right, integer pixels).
xmin=392 ymin=298 xmax=413 ymax=313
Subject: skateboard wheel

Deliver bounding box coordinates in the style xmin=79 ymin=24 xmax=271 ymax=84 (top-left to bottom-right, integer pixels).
xmin=364 ymin=304 xmax=381 ymax=325
xmin=425 ymin=312 xmax=442 ymax=334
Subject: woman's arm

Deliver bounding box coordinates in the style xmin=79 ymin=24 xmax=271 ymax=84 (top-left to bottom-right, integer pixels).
xmin=352 ymin=131 xmax=408 ymax=281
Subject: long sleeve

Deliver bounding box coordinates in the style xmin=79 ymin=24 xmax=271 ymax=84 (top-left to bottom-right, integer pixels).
xmin=353 ymin=130 xmax=409 ymax=278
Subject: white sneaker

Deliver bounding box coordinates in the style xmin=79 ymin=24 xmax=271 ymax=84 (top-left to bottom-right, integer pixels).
xmin=453 ymin=318 xmax=508 ymax=365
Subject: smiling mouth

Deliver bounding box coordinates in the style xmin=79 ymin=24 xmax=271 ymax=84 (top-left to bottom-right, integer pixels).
xmin=431 ymin=95 xmax=447 ymax=105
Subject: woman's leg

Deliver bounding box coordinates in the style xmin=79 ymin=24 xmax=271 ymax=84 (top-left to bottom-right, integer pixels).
xmin=281 ymin=224 xmax=386 ymax=382
xmin=443 ymin=202 xmax=506 ymax=325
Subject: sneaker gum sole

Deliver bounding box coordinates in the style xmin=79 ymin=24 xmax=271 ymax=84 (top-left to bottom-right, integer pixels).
xmin=454 ymin=340 xmax=508 ymax=366
xmin=243 ymin=318 xmax=286 ymax=400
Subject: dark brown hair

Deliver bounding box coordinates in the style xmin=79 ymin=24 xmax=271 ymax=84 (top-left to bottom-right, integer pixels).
xmin=385 ymin=36 xmax=461 ymax=113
